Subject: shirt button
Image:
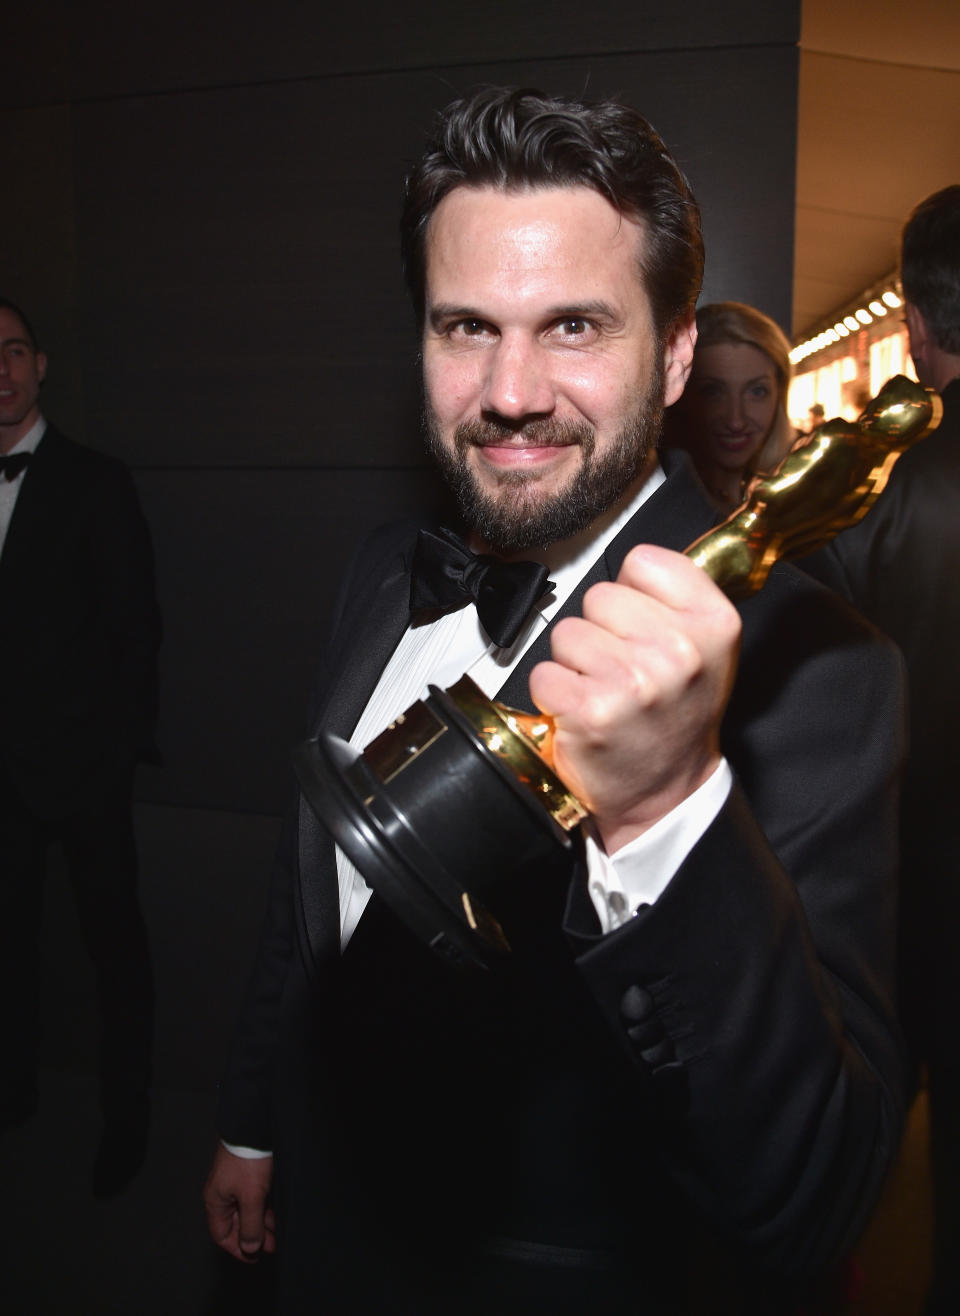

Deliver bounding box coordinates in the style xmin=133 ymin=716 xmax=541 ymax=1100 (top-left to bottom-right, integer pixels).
xmin=608 ymin=890 xmax=628 ymax=925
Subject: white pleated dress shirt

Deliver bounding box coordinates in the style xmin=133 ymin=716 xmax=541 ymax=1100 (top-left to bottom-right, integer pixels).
xmin=338 ymin=461 xmax=731 ymax=947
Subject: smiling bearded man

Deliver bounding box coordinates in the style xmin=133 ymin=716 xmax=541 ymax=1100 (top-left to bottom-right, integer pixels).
xmin=205 ymin=88 xmax=906 ymax=1316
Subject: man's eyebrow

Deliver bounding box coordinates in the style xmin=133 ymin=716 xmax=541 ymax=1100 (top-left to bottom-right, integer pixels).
xmin=427 ymin=304 xmax=482 ymax=328
xmin=426 ymin=300 xmax=622 ymax=327
xmin=0 ymin=337 xmax=33 ymax=349
xmin=547 ymin=301 xmax=620 ymax=321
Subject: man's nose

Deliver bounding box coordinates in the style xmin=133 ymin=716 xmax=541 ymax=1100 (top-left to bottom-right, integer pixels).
xmin=480 ymin=335 xmax=556 ymax=421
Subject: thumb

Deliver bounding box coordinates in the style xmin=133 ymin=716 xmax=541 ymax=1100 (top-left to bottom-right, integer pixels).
xmin=238 ymin=1202 xmax=265 ymax=1258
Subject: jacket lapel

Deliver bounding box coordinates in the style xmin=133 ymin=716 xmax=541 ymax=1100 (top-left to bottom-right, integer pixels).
xmin=494 ymin=548 xmax=613 ymax=709
xmin=496 ymin=450 xmax=717 ymax=710
xmin=312 ymin=541 xmax=416 ymax=742
xmin=297 ymin=533 xmax=415 ymax=965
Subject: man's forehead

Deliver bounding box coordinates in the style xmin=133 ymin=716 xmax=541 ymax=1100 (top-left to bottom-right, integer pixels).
xmin=425 ymin=184 xmax=645 ymax=282
xmin=428 ymin=181 xmax=633 ymax=229
xmin=0 ymin=308 xmax=34 ymax=345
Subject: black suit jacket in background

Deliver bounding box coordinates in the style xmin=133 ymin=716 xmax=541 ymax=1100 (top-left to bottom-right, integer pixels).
xmin=803 ymin=377 xmax=960 ymax=1059
xmin=0 ymin=425 xmax=161 ymax=817
xmin=804 ymin=379 xmax=960 ymax=821
xmin=219 ymin=449 xmax=907 ymax=1309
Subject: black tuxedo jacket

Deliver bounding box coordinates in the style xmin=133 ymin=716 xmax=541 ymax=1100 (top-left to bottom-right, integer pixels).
xmin=803 ymin=378 xmax=960 ymax=1063
xmin=804 ymin=379 xmax=960 ymax=824
xmin=0 ymin=425 xmax=161 ymax=817
xmin=219 ymin=450 xmax=906 ymax=1304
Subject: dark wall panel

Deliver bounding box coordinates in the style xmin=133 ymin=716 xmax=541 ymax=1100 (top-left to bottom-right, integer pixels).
xmin=41 ymin=804 xmax=281 ymax=1090
xmin=138 ymin=464 xmax=451 ymax=813
xmin=72 ymin=77 xmax=422 ymax=467
xmin=139 ymin=805 xmax=282 ymax=1090
xmin=0 ymin=106 xmax=86 ymax=436
xmin=6 ymin=1 xmax=799 ymax=107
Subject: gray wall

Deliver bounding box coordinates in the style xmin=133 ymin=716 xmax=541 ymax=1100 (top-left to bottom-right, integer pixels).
xmin=3 ymin=0 xmax=800 ymax=1094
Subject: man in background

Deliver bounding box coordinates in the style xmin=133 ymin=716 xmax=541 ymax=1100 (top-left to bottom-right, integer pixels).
xmin=0 ymin=297 xmax=161 ymax=1197
xmin=806 ymin=186 xmax=960 ymax=1315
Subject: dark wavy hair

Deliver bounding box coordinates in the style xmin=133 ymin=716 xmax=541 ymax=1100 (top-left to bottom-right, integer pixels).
xmin=901 ymin=185 xmax=960 ymax=355
xmin=400 ymin=87 xmax=704 ymax=342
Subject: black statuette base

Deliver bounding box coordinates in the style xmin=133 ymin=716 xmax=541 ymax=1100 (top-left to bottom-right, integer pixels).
xmin=294 ymin=685 xmax=577 ymax=969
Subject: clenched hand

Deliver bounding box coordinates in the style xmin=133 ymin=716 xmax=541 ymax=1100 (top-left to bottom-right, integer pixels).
xmin=529 ymin=545 xmax=741 ymax=854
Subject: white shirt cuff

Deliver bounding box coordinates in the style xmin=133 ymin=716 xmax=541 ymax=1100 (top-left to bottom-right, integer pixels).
xmin=583 ymin=759 xmax=733 ymax=933
xmin=221 ymin=1139 xmax=273 ymax=1159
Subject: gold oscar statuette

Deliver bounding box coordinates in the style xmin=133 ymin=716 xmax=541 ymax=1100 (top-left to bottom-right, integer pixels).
xmin=473 ymin=373 xmax=941 ymax=780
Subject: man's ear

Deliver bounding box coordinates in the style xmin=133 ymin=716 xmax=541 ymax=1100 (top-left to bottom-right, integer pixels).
xmin=904 ymin=303 xmax=929 ymax=381
xmin=662 ymin=316 xmax=697 ymax=407
xmin=36 ymin=352 xmax=48 ymax=385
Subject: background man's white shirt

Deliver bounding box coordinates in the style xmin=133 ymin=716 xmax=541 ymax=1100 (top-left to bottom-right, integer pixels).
xmin=0 ymin=416 xmax=46 ymax=558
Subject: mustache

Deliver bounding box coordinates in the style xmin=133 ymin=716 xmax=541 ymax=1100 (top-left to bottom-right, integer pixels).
xmin=455 ymin=417 xmax=593 ymax=450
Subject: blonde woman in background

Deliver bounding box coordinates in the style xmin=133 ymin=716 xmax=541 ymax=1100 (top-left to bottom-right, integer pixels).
xmin=665 ymin=301 xmax=797 ymax=508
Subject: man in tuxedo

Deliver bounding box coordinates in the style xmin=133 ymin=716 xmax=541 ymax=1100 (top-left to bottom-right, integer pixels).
xmin=804 ymin=186 xmax=960 ymax=1315
xmin=0 ymin=298 xmax=160 ymax=1197
xmin=204 ymin=90 xmax=906 ymax=1312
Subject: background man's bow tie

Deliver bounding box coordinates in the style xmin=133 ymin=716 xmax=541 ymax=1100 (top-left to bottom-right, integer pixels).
xmin=0 ymin=452 xmax=31 ymax=481
xmin=409 ymin=527 xmax=552 ymax=649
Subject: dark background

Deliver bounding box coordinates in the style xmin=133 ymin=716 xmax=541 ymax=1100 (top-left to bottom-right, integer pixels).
xmin=0 ymin=2 xmax=802 ymax=1308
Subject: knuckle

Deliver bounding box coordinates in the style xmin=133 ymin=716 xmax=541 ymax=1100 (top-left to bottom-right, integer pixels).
xmin=581 ymin=580 xmax=618 ymax=618
xmin=621 ymin=543 xmax=658 ymax=577
xmin=666 ymin=628 xmax=701 ymax=676
xmin=550 ymin=614 xmax=580 ymax=644
xmin=713 ymin=598 xmax=742 ymax=650
xmin=579 ymin=686 xmax=624 ymax=736
xmin=624 ymin=662 xmax=656 ymax=708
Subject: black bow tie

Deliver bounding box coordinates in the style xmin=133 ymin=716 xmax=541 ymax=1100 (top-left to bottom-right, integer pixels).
xmin=0 ymin=451 xmax=31 ymax=481
xmin=409 ymin=527 xmax=553 ymax=649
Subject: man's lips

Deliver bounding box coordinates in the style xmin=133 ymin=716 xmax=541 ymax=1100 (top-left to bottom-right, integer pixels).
xmin=472 ymin=435 xmax=577 ymax=448
xmin=473 ymin=440 xmax=576 ymax=467
xmin=454 ymin=417 xmax=592 ymax=466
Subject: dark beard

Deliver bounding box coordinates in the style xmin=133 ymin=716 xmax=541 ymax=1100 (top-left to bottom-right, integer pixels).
xmin=424 ymin=388 xmax=664 ymax=555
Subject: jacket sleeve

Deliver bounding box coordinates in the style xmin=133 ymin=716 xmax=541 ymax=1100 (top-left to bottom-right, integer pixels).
xmin=216 ymin=800 xmax=299 ymax=1149
xmin=214 ymin=522 xmax=413 ymax=1146
xmin=567 ymin=570 xmax=907 ymax=1284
